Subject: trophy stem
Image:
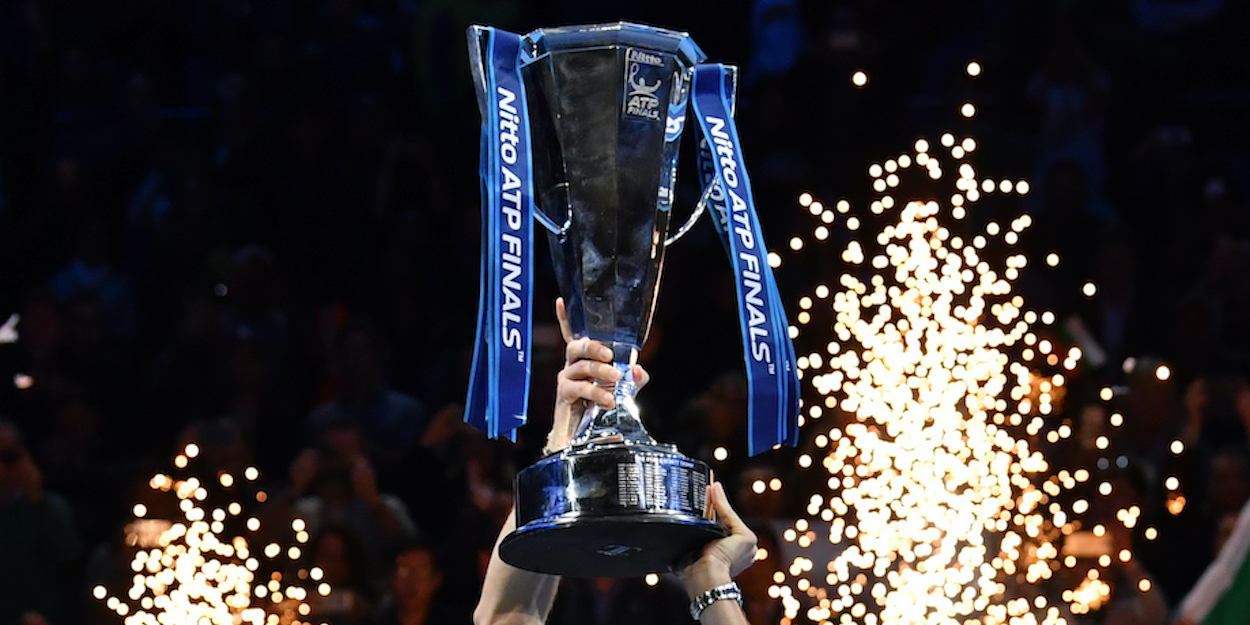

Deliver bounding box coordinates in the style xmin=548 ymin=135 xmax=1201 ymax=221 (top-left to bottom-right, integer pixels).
xmin=570 ymin=350 xmax=658 ymax=448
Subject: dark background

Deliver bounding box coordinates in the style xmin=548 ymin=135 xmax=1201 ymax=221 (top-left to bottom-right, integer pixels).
xmin=2 ymin=1 xmax=1250 ymax=624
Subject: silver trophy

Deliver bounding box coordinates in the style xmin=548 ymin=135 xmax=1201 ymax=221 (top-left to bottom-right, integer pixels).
xmin=469 ymin=22 xmax=732 ymax=577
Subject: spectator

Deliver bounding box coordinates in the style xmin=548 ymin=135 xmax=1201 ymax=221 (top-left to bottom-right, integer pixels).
xmin=307 ymin=318 xmax=429 ymax=474
xmin=373 ymin=539 xmax=469 ymax=625
xmin=1092 ymin=469 xmax=1168 ymax=625
xmin=270 ymin=434 xmax=419 ymax=572
xmin=303 ymin=525 xmax=379 ymax=625
xmin=47 ymin=216 xmax=137 ymax=338
xmin=1205 ymin=449 xmax=1250 ymax=529
xmin=1027 ymin=25 xmax=1115 ymax=225
xmin=0 ymin=418 xmax=83 ymax=625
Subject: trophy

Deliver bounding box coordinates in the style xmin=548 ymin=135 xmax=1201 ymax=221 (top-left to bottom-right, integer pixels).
xmin=466 ymin=22 xmax=798 ymax=578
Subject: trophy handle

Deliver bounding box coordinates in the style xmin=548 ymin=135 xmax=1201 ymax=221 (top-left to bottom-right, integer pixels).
xmin=533 ymin=184 xmax=573 ymax=237
xmin=470 ymin=26 xmax=572 ymax=239
xmin=468 ymin=26 xmax=492 ymax=122
xmin=663 ymin=183 xmax=714 ymax=246
xmin=663 ymin=64 xmax=738 ymax=248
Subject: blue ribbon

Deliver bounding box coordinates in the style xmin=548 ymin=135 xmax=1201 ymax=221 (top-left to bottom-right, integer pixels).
xmin=465 ymin=27 xmax=533 ymax=440
xmin=691 ymin=63 xmax=800 ymax=454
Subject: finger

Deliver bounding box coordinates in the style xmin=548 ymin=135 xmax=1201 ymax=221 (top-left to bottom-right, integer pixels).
xmin=563 ymin=359 xmax=623 ymax=384
xmin=558 ymin=379 xmax=616 ymax=409
xmin=555 ymin=298 xmax=574 ymax=344
xmin=566 ymin=338 xmax=614 ymax=364
xmin=632 ymin=365 xmax=650 ymax=389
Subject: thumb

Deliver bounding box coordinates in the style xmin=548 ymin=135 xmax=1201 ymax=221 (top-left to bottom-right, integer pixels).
xmin=710 ymin=482 xmax=746 ymax=535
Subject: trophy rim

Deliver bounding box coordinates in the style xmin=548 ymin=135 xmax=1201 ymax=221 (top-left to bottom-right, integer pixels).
xmin=524 ymin=21 xmax=707 ymax=67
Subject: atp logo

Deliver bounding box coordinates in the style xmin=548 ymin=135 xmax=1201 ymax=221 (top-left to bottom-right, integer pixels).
xmin=623 ymin=47 xmax=664 ymax=121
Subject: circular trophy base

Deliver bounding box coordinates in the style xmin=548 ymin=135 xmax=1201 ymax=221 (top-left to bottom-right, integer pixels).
xmin=501 ymin=443 xmax=725 ymax=577
xmin=501 ymin=514 xmax=725 ymax=578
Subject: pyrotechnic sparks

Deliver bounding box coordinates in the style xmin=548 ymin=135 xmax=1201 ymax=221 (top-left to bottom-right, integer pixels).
xmin=764 ymin=66 xmax=1158 ymax=625
xmin=778 ymin=191 xmax=1066 ymax=625
xmin=94 ymin=443 xmax=326 ymax=625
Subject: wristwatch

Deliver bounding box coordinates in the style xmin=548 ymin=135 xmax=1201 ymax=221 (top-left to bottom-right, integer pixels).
xmin=689 ymin=582 xmax=744 ymax=621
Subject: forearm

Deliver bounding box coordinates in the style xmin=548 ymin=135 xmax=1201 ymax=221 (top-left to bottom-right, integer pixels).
xmin=474 ymin=508 xmax=561 ymax=625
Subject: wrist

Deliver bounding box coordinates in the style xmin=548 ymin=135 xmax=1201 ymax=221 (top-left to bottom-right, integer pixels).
xmin=543 ymin=428 xmax=569 ymax=456
xmin=688 ymin=581 xmax=743 ymax=621
xmin=685 ymin=559 xmax=733 ymax=600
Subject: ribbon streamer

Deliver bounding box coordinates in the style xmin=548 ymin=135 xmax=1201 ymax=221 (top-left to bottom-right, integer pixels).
xmin=691 ymin=63 xmax=800 ymax=454
xmin=465 ymin=27 xmax=534 ymax=440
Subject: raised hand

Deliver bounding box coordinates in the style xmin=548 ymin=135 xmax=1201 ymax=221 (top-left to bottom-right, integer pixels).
xmin=548 ymin=298 xmax=650 ymax=452
xmin=684 ymin=481 xmax=759 ymax=596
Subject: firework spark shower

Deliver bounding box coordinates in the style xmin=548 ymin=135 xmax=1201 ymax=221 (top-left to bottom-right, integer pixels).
xmin=773 ymin=65 xmax=1087 ymax=625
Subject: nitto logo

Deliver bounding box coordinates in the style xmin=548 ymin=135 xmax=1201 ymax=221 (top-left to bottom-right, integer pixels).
xmin=623 ymin=48 xmax=663 ymax=121
xmin=627 ymin=48 xmax=664 ymax=66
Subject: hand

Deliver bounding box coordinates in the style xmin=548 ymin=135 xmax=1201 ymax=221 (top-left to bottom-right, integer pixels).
xmin=549 ymin=298 xmax=650 ymax=451
xmin=290 ymin=449 xmax=320 ymax=496
xmin=351 ymin=455 xmax=380 ymax=506
xmin=422 ymin=402 xmax=467 ymax=448
xmin=555 ymin=298 xmax=650 ymax=389
xmin=683 ymin=482 xmax=758 ymax=599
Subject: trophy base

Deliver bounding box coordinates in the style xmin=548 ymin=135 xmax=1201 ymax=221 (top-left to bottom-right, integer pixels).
xmin=501 ymin=442 xmax=725 ymax=577
xmin=501 ymin=514 xmax=725 ymax=578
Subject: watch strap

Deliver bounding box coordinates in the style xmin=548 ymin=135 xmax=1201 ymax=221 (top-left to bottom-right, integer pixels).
xmin=689 ymin=581 xmax=744 ymax=620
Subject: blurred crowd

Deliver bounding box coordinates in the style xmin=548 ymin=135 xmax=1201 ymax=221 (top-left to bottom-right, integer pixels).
xmin=1 ymin=1 xmax=1249 ymax=624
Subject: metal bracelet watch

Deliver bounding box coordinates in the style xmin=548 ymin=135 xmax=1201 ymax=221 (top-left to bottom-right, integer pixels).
xmin=689 ymin=582 xmax=744 ymax=621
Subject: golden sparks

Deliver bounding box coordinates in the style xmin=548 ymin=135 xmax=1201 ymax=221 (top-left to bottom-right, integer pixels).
xmin=766 ymin=64 xmax=1159 ymax=624
xmin=95 ymin=442 xmax=325 ymax=625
